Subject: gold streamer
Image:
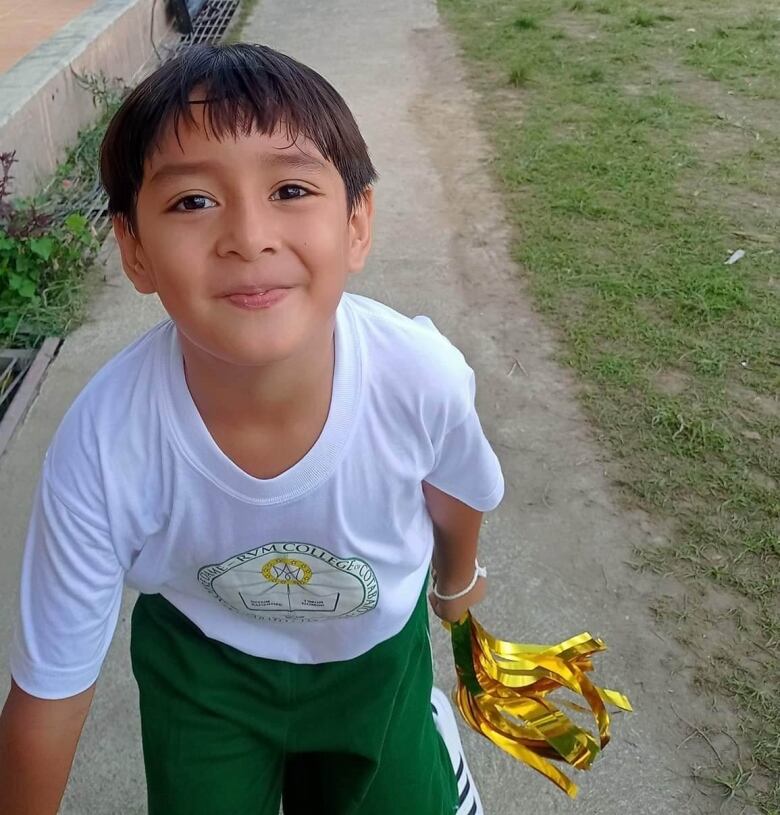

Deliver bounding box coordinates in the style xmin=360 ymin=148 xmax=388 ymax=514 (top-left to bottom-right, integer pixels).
xmin=447 ymin=612 xmax=633 ymax=798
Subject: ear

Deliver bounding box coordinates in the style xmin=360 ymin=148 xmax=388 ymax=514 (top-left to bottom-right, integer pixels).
xmin=346 ymin=189 xmax=374 ymax=276
xmin=112 ymin=215 xmax=156 ymax=294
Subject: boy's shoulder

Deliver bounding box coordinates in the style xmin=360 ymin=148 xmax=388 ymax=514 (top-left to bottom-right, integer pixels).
xmin=45 ymin=320 xmax=173 ymax=490
xmin=343 ymin=293 xmax=469 ymax=380
xmin=62 ymin=319 xmax=172 ymax=419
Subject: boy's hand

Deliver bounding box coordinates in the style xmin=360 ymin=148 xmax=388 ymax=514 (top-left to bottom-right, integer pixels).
xmin=428 ymin=574 xmax=487 ymax=623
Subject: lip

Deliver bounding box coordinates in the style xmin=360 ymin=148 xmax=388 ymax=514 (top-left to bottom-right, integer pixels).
xmin=223 ymin=287 xmax=292 ymax=310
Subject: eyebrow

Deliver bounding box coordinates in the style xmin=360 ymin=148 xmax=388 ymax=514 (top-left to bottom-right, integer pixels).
xmin=148 ymin=152 xmax=327 ymax=184
xmin=148 ymin=160 xmax=218 ymax=184
xmin=266 ymin=152 xmax=327 ymax=172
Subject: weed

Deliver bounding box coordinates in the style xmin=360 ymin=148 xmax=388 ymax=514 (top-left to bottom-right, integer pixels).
xmin=630 ymin=10 xmax=656 ymax=28
xmin=649 ymin=400 xmax=731 ymax=456
xmin=513 ymin=16 xmax=538 ymax=30
xmin=578 ymin=65 xmax=606 ymax=83
xmin=508 ymin=61 xmax=531 ymax=86
xmin=71 ymin=70 xmax=126 ymax=109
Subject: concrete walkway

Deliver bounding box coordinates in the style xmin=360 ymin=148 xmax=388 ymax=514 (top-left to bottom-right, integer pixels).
xmin=0 ymin=0 xmax=705 ymax=812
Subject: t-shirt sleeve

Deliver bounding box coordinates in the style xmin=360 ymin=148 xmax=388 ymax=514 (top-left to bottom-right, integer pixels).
xmin=419 ymin=321 xmax=504 ymax=512
xmin=9 ymin=460 xmax=124 ymax=700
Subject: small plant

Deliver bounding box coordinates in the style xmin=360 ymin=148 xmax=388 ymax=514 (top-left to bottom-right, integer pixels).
xmin=71 ymin=70 xmax=126 ymax=110
xmin=513 ymin=16 xmax=538 ymax=31
xmin=570 ymin=0 xmax=585 ymax=11
xmin=630 ymin=10 xmax=656 ymax=28
xmin=508 ymin=61 xmax=531 ymax=87
xmin=0 ymin=153 xmax=98 ymax=344
xmin=579 ymin=65 xmax=606 ymax=83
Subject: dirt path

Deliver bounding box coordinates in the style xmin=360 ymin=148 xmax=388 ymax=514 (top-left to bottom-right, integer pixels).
xmin=247 ymin=0 xmax=706 ymax=811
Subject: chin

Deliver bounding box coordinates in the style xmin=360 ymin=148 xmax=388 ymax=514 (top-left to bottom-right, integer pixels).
xmin=215 ymin=334 xmax=306 ymax=368
xmin=178 ymin=305 xmax=332 ymax=368
xmin=208 ymin=343 xmax=294 ymax=368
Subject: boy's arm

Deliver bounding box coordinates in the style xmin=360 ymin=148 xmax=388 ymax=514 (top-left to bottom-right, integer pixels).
xmin=423 ymin=481 xmax=487 ymax=622
xmin=0 ymin=679 xmax=95 ymax=815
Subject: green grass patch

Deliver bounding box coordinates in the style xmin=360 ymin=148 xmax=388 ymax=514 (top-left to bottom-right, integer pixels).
xmin=438 ymin=0 xmax=780 ymax=810
xmin=684 ymin=13 xmax=780 ymax=98
xmin=513 ymin=15 xmax=539 ymax=30
xmin=224 ymin=0 xmax=263 ymax=43
xmin=573 ymin=63 xmax=607 ymax=83
xmin=629 ymin=9 xmax=656 ymax=28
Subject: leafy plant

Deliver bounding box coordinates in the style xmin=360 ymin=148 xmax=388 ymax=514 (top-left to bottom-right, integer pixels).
xmin=0 ymin=152 xmax=98 ymax=344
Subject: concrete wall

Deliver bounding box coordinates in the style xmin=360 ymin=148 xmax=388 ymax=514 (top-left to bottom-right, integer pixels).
xmin=0 ymin=0 xmax=177 ymax=199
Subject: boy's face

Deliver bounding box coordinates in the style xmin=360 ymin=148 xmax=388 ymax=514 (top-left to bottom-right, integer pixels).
xmin=114 ymin=107 xmax=373 ymax=368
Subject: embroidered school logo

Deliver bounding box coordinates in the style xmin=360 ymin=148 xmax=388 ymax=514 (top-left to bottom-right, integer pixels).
xmin=262 ymin=557 xmax=313 ymax=585
xmin=197 ymin=542 xmax=379 ymax=623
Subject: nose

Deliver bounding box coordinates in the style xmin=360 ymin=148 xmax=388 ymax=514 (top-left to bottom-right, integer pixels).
xmin=215 ymin=198 xmax=282 ymax=261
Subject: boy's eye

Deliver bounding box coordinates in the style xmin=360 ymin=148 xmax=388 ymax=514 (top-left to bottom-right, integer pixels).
xmin=174 ymin=195 xmax=216 ymax=211
xmin=272 ymin=185 xmax=310 ymax=201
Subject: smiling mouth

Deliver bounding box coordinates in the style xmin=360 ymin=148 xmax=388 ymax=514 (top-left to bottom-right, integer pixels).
xmin=224 ymin=287 xmax=291 ymax=310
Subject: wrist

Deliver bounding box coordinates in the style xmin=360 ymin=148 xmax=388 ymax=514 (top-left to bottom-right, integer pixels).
xmin=432 ymin=560 xmax=486 ymax=601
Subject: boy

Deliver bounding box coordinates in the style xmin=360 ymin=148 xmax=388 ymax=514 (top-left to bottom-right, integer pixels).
xmin=0 ymin=43 xmax=503 ymax=814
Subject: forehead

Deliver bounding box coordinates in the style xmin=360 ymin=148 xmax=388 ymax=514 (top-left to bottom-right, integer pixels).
xmin=145 ymin=105 xmax=335 ymax=181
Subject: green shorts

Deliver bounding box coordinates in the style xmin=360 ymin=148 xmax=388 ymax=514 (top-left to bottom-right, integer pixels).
xmin=130 ymin=587 xmax=458 ymax=815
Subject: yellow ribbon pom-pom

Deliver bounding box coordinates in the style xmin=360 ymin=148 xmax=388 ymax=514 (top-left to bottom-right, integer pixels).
xmin=447 ymin=612 xmax=632 ymax=798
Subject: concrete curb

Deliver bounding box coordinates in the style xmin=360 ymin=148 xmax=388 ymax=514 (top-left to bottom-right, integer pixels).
xmin=0 ymin=337 xmax=60 ymax=457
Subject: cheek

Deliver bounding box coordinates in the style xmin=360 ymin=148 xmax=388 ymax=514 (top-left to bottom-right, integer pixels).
xmin=145 ymin=227 xmax=211 ymax=280
xmin=297 ymin=210 xmax=351 ymax=264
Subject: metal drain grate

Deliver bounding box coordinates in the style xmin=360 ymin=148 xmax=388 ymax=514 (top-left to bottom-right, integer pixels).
xmin=0 ymin=349 xmax=35 ymax=413
xmin=65 ymin=179 xmax=109 ymax=233
xmin=174 ymin=0 xmax=240 ymax=52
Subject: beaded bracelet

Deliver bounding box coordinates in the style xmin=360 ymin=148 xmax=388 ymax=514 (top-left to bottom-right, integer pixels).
xmin=431 ymin=560 xmax=487 ymax=601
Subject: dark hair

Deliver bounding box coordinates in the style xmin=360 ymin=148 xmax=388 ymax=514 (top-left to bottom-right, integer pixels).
xmin=100 ymin=43 xmax=377 ymax=229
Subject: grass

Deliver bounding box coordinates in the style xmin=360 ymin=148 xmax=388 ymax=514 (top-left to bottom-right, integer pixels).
xmin=438 ymin=0 xmax=780 ymax=811
xmin=629 ymin=9 xmax=656 ymax=27
xmin=513 ymin=15 xmax=539 ymax=30
xmin=508 ymin=61 xmax=531 ymax=86
xmin=684 ymin=14 xmax=780 ymax=99
xmin=224 ymin=0 xmax=263 ymax=43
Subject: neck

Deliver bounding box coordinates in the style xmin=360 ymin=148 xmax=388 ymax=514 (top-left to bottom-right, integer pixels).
xmin=180 ymin=321 xmax=336 ymax=428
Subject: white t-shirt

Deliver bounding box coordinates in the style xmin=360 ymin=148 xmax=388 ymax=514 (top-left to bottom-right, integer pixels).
xmin=10 ymin=293 xmax=504 ymax=699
